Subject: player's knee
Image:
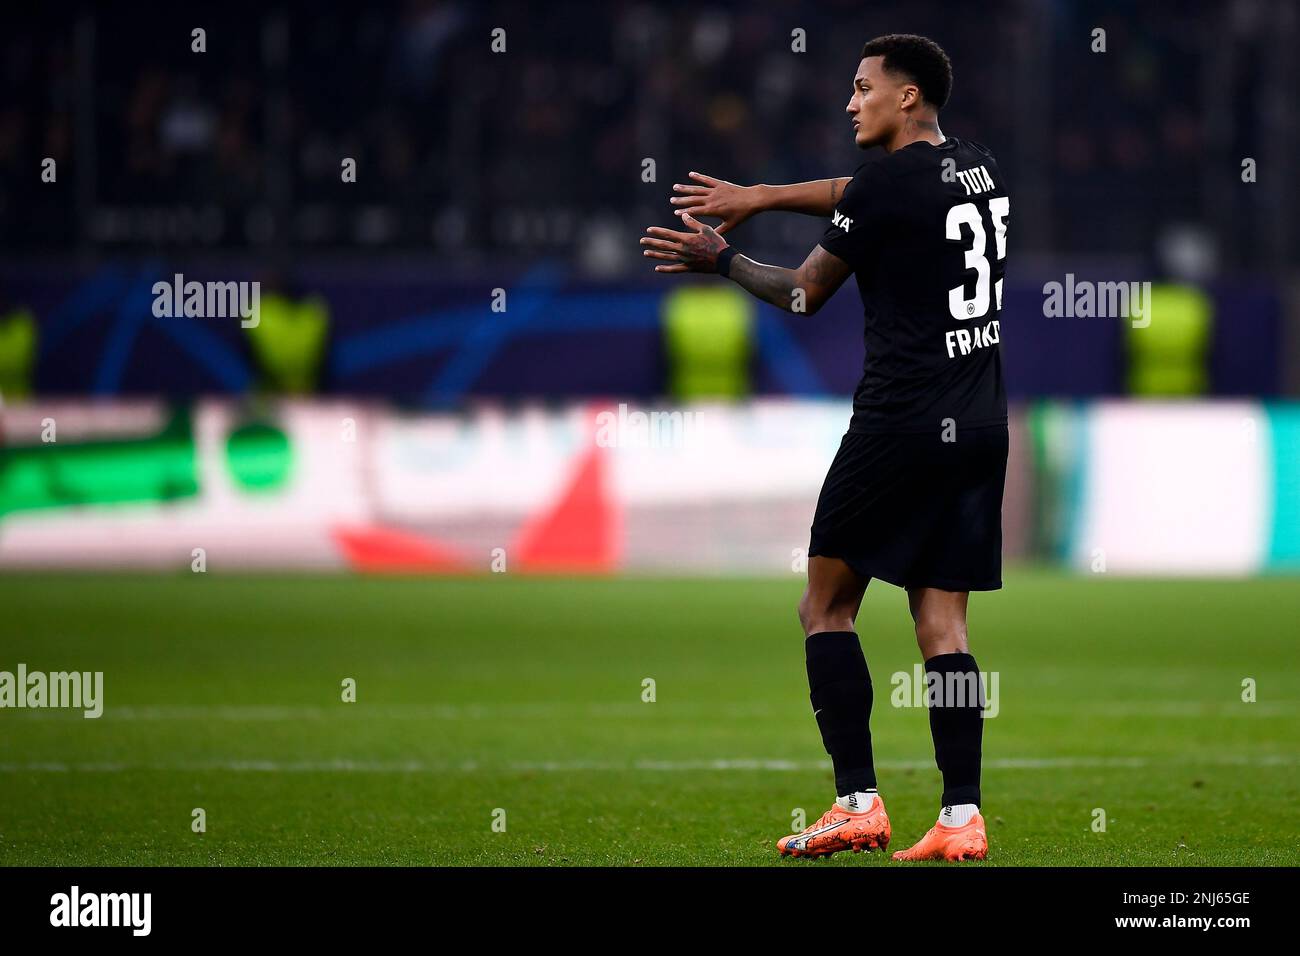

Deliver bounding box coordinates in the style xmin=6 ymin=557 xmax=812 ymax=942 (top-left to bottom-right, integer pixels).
xmin=914 ymin=616 xmax=968 ymax=655
xmin=796 ymin=591 xmax=815 ymax=634
xmin=797 ymin=590 xmax=854 ymax=637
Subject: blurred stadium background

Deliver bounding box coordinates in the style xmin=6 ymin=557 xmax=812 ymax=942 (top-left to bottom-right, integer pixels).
xmin=0 ymin=1 xmax=1298 ymax=866
xmin=0 ymin=0 xmax=1297 ymax=575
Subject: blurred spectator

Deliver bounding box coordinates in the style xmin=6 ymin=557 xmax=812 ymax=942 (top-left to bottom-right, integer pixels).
xmin=0 ymin=0 xmax=1292 ymax=274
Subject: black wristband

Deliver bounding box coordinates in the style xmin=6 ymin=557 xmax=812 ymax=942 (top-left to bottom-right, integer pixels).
xmin=716 ymin=245 xmax=738 ymax=277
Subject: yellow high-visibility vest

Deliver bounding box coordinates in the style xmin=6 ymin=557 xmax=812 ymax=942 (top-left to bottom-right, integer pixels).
xmin=0 ymin=308 xmax=37 ymax=402
xmin=662 ymin=285 xmax=754 ymax=400
xmin=1126 ymin=283 xmax=1212 ymax=396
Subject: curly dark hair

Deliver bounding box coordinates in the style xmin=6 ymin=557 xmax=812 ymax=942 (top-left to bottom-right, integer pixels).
xmin=860 ymin=34 xmax=953 ymax=110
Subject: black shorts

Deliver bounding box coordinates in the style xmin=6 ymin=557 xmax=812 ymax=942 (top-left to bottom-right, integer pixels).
xmin=807 ymin=425 xmax=1008 ymax=591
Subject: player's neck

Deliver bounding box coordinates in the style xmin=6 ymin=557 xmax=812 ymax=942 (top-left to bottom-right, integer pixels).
xmin=884 ymin=114 xmax=945 ymax=154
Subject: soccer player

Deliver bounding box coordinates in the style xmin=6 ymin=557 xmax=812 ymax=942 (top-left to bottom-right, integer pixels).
xmin=640 ymin=34 xmax=1007 ymax=862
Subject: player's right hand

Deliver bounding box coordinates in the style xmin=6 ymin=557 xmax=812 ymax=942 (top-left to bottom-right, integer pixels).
xmin=669 ymin=172 xmax=758 ymax=235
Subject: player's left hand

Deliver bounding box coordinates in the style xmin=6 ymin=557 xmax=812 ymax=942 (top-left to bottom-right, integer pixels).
xmin=669 ymin=172 xmax=757 ymax=235
xmin=640 ymin=212 xmax=729 ymax=274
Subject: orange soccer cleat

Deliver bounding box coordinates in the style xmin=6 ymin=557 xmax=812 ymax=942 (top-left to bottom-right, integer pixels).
xmin=890 ymin=812 xmax=988 ymax=862
xmin=777 ymin=794 xmax=891 ymax=858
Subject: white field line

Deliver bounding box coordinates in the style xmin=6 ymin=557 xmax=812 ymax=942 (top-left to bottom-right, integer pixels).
xmin=6 ymin=701 xmax=1298 ymax=721
xmin=0 ymin=754 xmax=1294 ymax=774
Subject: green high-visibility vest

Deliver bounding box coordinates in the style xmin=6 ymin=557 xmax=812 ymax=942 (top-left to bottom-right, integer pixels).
xmin=1126 ymin=283 xmax=1212 ymax=396
xmin=662 ymin=285 xmax=754 ymax=400
xmin=245 ymin=294 xmax=329 ymax=394
xmin=0 ymin=307 xmax=37 ymax=402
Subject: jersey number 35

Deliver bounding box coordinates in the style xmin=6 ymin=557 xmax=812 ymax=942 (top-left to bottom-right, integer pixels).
xmin=946 ymin=196 xmax=1009 ymax=321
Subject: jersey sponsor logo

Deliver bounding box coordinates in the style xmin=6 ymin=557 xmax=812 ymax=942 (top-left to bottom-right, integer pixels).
xmin=831 ymin=209 xmax=854 ymax=231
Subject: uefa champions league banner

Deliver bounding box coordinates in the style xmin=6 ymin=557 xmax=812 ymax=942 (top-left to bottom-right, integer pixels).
xmin=0 ymin=399 xmax=1296 ymax=574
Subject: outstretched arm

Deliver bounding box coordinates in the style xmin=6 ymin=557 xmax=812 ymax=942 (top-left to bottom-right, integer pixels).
xmin=641 ymin=211 xmax=852 ymax=316
xmin=725 ymin=245 xmax=852 ymax=315
xmin=670 ymin=172 xmax=853 ymax=233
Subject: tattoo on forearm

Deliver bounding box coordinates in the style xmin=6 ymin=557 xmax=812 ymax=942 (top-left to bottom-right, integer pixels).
xmin=728 ymin=255 xmax=798 ymax=311
xmin=725 ymin=246 xmax=847 ymax=315
xmin=804 ymin=254 xmax=834 ymax=287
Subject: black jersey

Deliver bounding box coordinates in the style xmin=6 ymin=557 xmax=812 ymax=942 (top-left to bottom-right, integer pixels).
xmin=819 ymin=137 xmax=1009 ymax=434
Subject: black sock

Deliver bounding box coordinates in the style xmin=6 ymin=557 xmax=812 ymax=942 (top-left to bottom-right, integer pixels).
xmin=804 ymin=631 xmax=876 ymax=797
xmin=924 ymin=652 xmax=984 ymax=807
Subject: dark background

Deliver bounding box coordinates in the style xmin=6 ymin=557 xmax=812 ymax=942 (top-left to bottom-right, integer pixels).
xmin=0 ymin=0 xmax=1295 ymax=402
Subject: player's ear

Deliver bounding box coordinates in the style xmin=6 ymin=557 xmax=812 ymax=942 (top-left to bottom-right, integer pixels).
xmin=899 ymin=84 xmax=919 ymax=110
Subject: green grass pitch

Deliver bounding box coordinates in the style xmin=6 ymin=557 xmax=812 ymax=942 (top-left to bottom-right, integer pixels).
xmin=1 ymin=569 xmax=1296 ymax=866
